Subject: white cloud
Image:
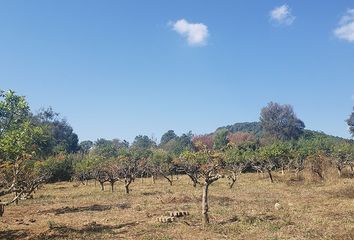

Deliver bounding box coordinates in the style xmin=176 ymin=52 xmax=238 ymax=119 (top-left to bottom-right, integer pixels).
xmin=334 ymin=9 xmax=354 ymax=42
xmin=171 ymin=19 xmax=208 ymax=46
xmin=270 ymin=5 xmax=295 ymax=26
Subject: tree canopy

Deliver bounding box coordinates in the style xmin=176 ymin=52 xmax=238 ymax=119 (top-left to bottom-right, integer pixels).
xmin=260 ymin=102 xmax=305 ymax=141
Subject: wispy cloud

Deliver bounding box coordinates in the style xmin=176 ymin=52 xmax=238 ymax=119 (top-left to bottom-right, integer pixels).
xmin=334 ymin=9 xmax=354 ymax=42
xmin=270 ymin=5 xmax=295 ymax=26
xmin=170 ymin=19 xmax=209 ymax=46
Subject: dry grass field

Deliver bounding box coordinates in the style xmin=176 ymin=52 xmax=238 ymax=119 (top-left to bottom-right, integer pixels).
xmin=0 ymin=173 xmax=353 ymax=240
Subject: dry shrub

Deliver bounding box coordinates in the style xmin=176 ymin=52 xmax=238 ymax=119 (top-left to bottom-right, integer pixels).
xmin=303 ymin=154 xmax=335 ymax=183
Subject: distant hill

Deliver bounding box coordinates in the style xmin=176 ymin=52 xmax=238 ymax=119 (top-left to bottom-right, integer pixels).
xmin=215 ymin=122 xmax=263 ymax=137
xmin=215 ymin=121 xmax=348 ymax=141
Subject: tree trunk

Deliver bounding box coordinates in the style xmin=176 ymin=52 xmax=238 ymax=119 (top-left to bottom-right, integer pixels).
xmin=267 ymin=169 xmax=274 ymax=183
xmin=229 ymin=179 xmax=236 ymax=189
xmin=100 ymin=182 xmax=104 ymax=191
xmin=110 ymin=181 xmax=114 ymax=192
xmin=228 ymin=172 xmax=237 ymax=189
xmin=202 ymin=182 xmax=210 ymax=225
xmin=15 ymin=192 xmax=18 ymax=205
xmin=337 ymin=166 xmax=342 ymax=177
xmin=125 ymin=184 xmax=130 ymax=194
xmin=151 ymin=175 xmax=155 ymax=184
xmin=125 ymin=178 xmax=132 ymax=194
xmin=0 ymin=203 xmax=4 ymax=217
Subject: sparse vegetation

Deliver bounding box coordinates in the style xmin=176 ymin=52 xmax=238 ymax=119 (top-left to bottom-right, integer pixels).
xmin=0 ymin=89 xmax=353 ymax=239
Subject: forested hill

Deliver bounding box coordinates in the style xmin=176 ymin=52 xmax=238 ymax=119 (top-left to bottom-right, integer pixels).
xmin=215 ymin=121 xmax=348 ymax=141
xmin=216 ymin=122 xmax=263 ymax=137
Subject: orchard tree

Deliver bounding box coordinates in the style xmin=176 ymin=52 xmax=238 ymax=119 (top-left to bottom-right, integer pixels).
xmin=260 ymin=102 xmax=305 ymax=141
xmin=331 ymin=142 xmax=353 ymax=176
xmin=116 ymin=149 xmax=141 ymax=194
xmin=255 ymin=141 xmax=292 ymax=183
xmin=103 ymin=159 xmax=121 ymax=192
xmin=74 ymin=155 xmax=98 ymax=185
xmin=148 ymin=149 xmax=174 ymax=185
xmin=0 ymin=90 xmax=50 ymax=209
xmin=178 ymin=145 xmax=224 ymax=225
xmin=289 ymin=138 xmax=311 ymax=177
xmin=223 ymin=145 xmax=253 ymax=188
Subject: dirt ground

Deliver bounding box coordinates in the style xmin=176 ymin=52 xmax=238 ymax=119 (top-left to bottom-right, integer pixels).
xmin=0 ymin=172 xmax=353 ymax=240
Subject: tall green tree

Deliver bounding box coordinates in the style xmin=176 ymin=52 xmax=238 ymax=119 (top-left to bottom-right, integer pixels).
xmin=260 ymin=102 xmax=305 ymax=141
xmin=160 ymin=130 xmax=178 ymax=146
xmin=346 ymin=107 xmax=354 ymax=137
xmin=213 ymin=128 xmax=229 ymax=150
xmin=34 ymin=107 xmax=79 ymax=155
xmin=79 ymin=140 xmax=93 ymax=154
xmin=131 ymin=135 xmax=156 ymax=150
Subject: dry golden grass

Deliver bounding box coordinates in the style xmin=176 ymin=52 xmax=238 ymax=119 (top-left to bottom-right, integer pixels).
xmin=0 ymin=172 xmax=353 ymax=240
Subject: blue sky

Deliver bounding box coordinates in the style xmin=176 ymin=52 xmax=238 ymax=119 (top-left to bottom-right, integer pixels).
xmin=1 ymin=0 xmax=353 ymax=142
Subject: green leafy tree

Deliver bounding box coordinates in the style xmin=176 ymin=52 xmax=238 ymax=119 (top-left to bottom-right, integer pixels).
xmin=0 ymin=90 xmax=50 ymax=208
xmin=213 ymin=128 xmax=229 ymax=150
xmin=79 ymin=140 xmax=93 ymax=154
xmin=255 ymin=141 xmax=292 ymax=183
xmin=177 ymin=145 xmax=224 ymax=225
xmin=331 ymin=142 xmax=354 ymax=176
xmin=93 ymin=138 xmax=119 ymax=159
xmin=162 ymin=132 xmax=194 ymax=155
xmin=160 ymin=130 xmax=177 ymax=146
xmin=223 ymin=145 xmax=253 ymax=188
xmin=147 ymin=149 xmax=174 ymax=185
xmin=34 ymin=107 xmax=79 ymax=155
xmin=131 ymin=135 xmax=156 ymax=150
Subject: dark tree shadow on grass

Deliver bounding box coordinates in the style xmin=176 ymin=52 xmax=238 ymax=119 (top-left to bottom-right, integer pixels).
xmin=0 ymin=230 xmax=29 ymax=240
xmin=41 ymin=204 xmax=112 ymax=215
xmin=33 ymin=221 xmax=139 ymax=240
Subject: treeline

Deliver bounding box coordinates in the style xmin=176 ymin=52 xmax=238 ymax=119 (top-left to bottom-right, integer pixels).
xmin=0 ymin=90 xmax=353 ymax=224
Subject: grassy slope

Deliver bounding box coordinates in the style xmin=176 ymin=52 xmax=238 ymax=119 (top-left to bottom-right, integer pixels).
xmin=0 ymin=173 xmax=353 ymax=240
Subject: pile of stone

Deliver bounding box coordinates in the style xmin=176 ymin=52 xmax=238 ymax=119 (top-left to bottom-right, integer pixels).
xmin=156 ymin=211 xmax=189 ymax=223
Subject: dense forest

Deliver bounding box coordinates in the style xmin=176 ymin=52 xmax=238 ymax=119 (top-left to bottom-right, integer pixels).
xmin=0 ymin=89 xmax=353 ymax=224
